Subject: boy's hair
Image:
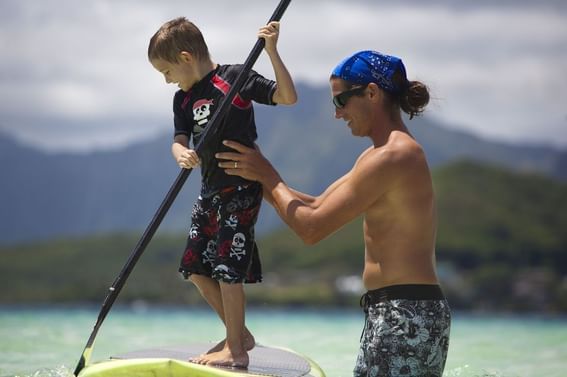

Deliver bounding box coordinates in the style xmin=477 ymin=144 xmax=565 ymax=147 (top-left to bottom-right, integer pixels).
xmin=148 ymin=17 xmax=210 ymax=63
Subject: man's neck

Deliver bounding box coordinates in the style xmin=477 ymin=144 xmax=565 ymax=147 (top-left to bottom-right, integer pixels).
xmin=370 ymin=111 xmax=407 ymax=147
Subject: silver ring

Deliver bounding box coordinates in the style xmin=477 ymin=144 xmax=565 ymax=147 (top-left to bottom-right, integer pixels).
xmin=234 ymin=162 xmax=238 ymax=168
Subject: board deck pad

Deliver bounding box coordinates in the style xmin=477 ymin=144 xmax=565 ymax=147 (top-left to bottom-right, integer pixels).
xmin=112 ymin=343 xmax=313 ymax=377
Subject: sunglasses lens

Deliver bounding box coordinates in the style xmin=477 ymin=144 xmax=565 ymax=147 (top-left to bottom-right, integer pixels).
xmin=332 ymin=85 xmax=366 ymax=109
xmin=333 ymin=94 xmax=345 ymax=108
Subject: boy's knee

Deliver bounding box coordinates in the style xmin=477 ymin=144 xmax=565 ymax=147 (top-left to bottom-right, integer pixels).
xmin=188 ymin=274 xmax=219 ymax=293
xmin=188 ymin=274 xmax=207 ymax=286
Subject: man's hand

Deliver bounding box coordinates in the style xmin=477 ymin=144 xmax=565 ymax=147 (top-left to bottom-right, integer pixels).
xmin=216 ymin=140 xmax=278 ymax=185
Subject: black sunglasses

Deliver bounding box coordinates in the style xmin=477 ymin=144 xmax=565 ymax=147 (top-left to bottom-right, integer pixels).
xmin=332 ymin=84 xmax=368 ymax=109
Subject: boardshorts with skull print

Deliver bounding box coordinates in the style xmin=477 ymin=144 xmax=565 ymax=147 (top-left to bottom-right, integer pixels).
xmin=354 ymin=284 xmax=451 ymax=377
xmin=179 ymin=183 xmax=262 ymax=284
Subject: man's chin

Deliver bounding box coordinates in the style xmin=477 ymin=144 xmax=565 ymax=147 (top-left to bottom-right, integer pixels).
xmin=347 ymin=124 xmax=358 ymax=136
xmin=348 ymin=128 xmax=364 ymax=137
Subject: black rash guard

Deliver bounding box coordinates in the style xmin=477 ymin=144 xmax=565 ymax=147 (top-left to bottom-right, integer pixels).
xmin=173 ymin=64 xmax=276 ymax=197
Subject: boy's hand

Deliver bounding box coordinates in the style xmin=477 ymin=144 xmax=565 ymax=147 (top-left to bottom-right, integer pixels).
xmin=177 ymin=148 xmax=201 ymax=169
xmin=258 ymin=21 xmax=280 ymax=55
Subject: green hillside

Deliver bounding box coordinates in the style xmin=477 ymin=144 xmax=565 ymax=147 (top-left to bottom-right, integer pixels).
xmin=435 ymin=160 xmax=567 ymax=260
xmin=432 ymin=160 xmax=567 ymax=311
xmin=1 ymin=160 xmax=566 ymax=312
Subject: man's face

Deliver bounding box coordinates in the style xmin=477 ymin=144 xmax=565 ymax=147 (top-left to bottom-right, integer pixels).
xmin=330 ymin=78 xmax=372 ymax=137
xmin=151 ymin=55 xmax=194 ymax=92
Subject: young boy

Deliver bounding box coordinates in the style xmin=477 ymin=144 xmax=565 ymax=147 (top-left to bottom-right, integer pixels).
xmin=148 ymin=17 xmax=297 ymax=368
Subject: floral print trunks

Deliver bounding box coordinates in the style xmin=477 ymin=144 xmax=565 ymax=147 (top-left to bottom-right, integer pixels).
xmin=354 ymin=284 xmax=451 ymax=377
xmin=179 ymin=183 xmax=262 ymax=284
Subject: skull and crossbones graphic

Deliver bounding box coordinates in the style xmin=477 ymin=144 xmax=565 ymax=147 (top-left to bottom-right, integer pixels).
xmin=189 ymin=224 xmax=199 ymax=240
xmin=202 ymin=239 xmax=217 ymax=267
xmin=225 ymin=214 xmax=239 ymax=230
xmin=193 ymin=99 xmax=214 ymax=126
xmin=230 ymin=232 xmax=247 ymax=260
xmin=213 ymin=264 xmax=236 ymax=283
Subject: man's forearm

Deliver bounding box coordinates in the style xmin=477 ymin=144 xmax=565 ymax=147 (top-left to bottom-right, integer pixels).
xmin=265 ymin=179 xmax=320 ymax=244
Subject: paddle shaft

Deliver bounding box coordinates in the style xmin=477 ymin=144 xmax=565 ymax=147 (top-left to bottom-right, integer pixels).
xmin=73 ymin=1 xmax=292 ymax=375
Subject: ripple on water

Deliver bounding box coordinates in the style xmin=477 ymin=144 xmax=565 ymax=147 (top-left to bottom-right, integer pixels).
xmin=5 ymin=366 xmax=71 ymax=377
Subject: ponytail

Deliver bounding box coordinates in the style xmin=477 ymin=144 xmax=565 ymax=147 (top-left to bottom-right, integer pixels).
xmin=399 ymin=80 xmax=429 ymax=119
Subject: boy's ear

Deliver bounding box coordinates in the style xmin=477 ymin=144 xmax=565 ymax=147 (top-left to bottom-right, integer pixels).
xmin=178 ymin=51 xmax=193 ymax=63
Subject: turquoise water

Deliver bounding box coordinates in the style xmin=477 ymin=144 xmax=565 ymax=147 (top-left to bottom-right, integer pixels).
xmin=1 ymin=307 xmax=566 ymax=377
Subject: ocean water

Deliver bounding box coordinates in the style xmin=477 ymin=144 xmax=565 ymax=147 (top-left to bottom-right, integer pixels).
xmin=0 ymin=307 xmax=566 ymax=377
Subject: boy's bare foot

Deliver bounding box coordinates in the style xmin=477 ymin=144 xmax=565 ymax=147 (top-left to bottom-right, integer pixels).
xmin=191 ymin=346 xmax=249 ymax=369
xmin=204 ymin=331 xmax=255 ymax=355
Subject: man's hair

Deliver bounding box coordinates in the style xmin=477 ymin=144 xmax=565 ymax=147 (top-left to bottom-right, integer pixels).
xmin=148 ymin=17 xmax=210 ymax=63
xmin=338 ymin=69 xmax=429 ymax=120
xmin=391 ymin=69 xmax=430 ymax=120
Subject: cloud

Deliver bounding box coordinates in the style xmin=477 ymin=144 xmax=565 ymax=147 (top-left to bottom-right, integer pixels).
xmin=1 ymin=0 xmax=566 ymax=151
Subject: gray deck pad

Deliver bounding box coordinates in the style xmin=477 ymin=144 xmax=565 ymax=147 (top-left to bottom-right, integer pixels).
xmin=112 ymin=343 xmax=313 ymax=377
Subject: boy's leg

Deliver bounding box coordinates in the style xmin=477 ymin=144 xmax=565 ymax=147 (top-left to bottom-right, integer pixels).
xmin=189 ymin=274 xmax=224 ymax=318
xmin=189 ymin=275 xmax=255 ymax=356
xmin=192 ymin=282 xmax=250 ymax=368
xmin=192 ymin=184 xmax=262 ymax=367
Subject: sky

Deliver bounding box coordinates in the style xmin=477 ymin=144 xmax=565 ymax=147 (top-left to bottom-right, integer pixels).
xmin=1 ymin=0 xmax=566 ymax=152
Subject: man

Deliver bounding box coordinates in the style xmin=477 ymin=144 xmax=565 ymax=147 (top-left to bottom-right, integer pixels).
xmin=216 ymin=50 xmax=451 ymax=377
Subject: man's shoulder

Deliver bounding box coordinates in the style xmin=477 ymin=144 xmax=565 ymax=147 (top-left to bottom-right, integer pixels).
xmin=354 ymin=137 xmax=426 ymax=181
xmin=387 ymin=135 xmax=425 ymax=164
xmin=360 ymin=138 xmax=422 ymax=164
xmin=389 ymin=131 xmax=425 ymax=158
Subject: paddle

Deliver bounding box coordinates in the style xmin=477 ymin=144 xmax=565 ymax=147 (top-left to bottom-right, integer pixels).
xmin=72 ymin=0 xmax=292 ymax=375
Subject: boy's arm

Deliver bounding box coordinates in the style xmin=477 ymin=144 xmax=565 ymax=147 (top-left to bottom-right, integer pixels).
xmin=258 ymin=21 xmax=297 ymax=105
xmin=172 ymin=134 xmax=200 ymax=169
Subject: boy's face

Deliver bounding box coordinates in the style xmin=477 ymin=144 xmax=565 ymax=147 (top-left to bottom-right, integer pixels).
xmin=151 ymin=53 xmax=195 ymax=92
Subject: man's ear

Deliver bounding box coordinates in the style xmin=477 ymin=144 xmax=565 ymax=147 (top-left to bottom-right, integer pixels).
xmin=178 ymin=51 xmax=193 ymax=63
xmin=367 ymin=83 xmax=382 ymax=103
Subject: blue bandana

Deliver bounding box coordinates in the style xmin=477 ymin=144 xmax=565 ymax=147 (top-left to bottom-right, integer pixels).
xmin=331 ymin=50 xmax=408 ymax=94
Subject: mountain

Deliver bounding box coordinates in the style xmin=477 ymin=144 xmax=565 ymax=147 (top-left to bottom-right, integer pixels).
xmin=1 ymin=83 xmax=566 ymax=244
xmin=0 ymin=132 xmax=196 ymax=243
xmin=2 ymin=160 xmax=566 ymax=311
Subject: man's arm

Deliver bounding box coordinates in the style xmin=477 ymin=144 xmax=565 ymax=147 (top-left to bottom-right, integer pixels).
xmin=217 ymin=141 xmax=390 ymax=244
xmin=267 ymin=158 xmax=385 ymax=244
xmin=264 ymin=188 xmax=315 ymax=207
xmin=263 ymin=153 xmax=362 ymax=208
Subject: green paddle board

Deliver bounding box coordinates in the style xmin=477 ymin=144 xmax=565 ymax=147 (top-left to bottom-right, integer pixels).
xmin=78 ymin=343 xmax=326 ymax=377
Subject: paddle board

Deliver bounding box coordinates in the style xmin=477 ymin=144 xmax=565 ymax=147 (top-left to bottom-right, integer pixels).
xmin=77 ymin=343 xmax=326 ymax=377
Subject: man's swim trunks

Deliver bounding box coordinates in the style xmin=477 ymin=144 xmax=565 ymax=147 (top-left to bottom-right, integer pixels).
xmin=179 ymin=183 xmax=262 ymax=284
xmin=354 ymin=284 xmax=451 ymax=377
